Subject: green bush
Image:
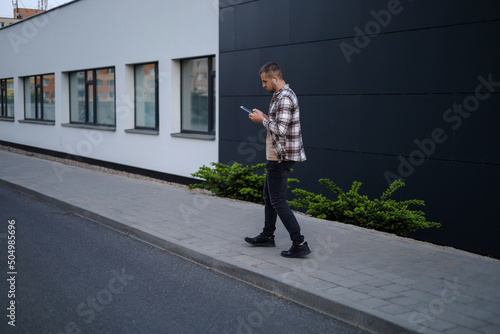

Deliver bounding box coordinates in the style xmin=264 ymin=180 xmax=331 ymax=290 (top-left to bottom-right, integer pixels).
xmin=189 ymin=162 xmax=298 ymax=204
xmin=288 ymin=179 xmax=440 ymax=236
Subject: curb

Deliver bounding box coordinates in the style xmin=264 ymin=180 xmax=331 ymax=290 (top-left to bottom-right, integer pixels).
xmin=0 ymin=178 xmax=416 ymax=334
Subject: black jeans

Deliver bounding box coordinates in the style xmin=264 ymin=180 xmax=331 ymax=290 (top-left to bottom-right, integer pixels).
xmin=262 ymin=160 xmax=304 ymax=245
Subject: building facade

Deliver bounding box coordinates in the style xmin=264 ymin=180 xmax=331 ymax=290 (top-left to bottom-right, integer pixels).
xmin=1 ymin=0 xmax=499 ymax=257
xmin=0 ymin=17 xmax=19 ymax=28
xmin=218 ymin=0 xmax=500 ymax=257
xmin=1 ymin=6 xmax=46 ymax=28
xmin=0 ymin=0 xmax=219 ymax=180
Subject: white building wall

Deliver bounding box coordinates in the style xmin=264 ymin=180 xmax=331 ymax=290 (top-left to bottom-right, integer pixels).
xmin=0 ymin=0 xmax=219 ymax=178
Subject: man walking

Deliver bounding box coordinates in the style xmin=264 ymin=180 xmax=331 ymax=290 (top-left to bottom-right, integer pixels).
xmin=245 ymin=62 xmax=310 ymax=258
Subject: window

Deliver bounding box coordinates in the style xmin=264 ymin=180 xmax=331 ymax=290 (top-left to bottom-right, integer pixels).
xmin=181 ymin=56 xmax=215 ymax=134
xmin=134 ymin=62 xmax=158 ymax=130
xmin=69 ymin=67 xmax=115 ymax=126
xmin=0 ymin=78 xmax=14 ymax=119
xmin=24 ymin=74 xmax=55 ymax=121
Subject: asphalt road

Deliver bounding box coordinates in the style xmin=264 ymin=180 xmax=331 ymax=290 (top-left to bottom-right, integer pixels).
xmin=0 ymin=184 xmax=369 ymax=334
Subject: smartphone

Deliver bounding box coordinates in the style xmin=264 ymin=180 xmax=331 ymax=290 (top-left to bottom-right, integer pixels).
xmin=240 ymin=105 xmax=253 ymax=114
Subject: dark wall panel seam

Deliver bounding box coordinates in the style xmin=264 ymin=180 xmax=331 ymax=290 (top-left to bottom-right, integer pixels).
xmin=220 ymin=18 xmax=500 ymax=54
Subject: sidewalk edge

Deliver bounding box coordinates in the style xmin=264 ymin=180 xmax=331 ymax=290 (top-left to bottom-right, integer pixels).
xmin=0 ymin=178 xmax=417 ymax=334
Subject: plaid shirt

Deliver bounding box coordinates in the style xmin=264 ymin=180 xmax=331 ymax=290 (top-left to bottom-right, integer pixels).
xmin=263 ymin=84 xmax=306 ymax=162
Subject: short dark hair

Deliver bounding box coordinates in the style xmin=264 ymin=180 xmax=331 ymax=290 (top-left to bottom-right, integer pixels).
xmin=259 ymin=62 xmax=283 ymax=80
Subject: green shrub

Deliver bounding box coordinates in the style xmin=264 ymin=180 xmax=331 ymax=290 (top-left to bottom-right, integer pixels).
xmin=288 ymin=179 xmax=440 ymax=236
xmin=189 ymin=162 xmax=298 ymax=204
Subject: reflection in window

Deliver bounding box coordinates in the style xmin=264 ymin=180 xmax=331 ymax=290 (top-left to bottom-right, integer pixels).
xmin=134 ymin=63 xmax=158 ymax=130
xmin=69 ymin=67 xmax=115 ymax=126
xmin=69 ymin=71 xmax=85 ymax=123
xmin=181 ymin=56 xmax=215 ymax=134
xmin=0 ymin=78 xmax=14 ymax=119
xmin=24 ymin=74 xmax=55 ymax=121
xmin=96 ymin=69 xmax=115 ymax=125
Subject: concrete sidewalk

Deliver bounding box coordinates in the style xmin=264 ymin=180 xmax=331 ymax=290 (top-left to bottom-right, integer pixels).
xmin=1 ymin=148 xmax=499 ymax=334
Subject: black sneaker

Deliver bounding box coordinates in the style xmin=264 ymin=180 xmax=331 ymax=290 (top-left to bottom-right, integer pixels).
xmin=244 ymin=234 xmax=275 ymax=247
xmin=281 ymin=242 xmax=311 ymax=258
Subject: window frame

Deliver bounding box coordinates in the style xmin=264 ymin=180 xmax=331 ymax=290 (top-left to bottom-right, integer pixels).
xmin=69 ymin=66 xmax=116 ymax=126
xmin=133 ymin=62 xmax=159 ymax=131
xmin=0 ymin=78 xmax=15 ymax=119
xmin=180 ymin=55 xmax=215 ymax=135
xmin=23 ymin=73 xmax=55 ymax=122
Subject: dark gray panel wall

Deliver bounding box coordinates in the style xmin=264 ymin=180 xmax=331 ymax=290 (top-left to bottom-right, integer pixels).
xmin=219 ymin=0 xmax=500 ymax=257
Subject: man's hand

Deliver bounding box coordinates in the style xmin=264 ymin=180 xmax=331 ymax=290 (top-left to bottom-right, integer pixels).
xmin=249 ymin=109 xmax=268 ymax=124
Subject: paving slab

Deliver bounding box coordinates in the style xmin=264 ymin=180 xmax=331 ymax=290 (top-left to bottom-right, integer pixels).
xmin=1 ymin=148 xmax=500 ymax=334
